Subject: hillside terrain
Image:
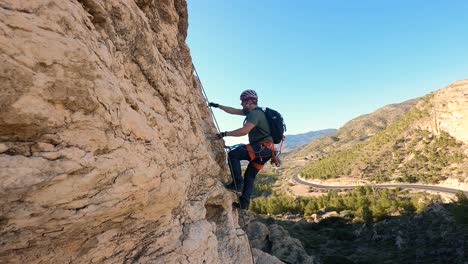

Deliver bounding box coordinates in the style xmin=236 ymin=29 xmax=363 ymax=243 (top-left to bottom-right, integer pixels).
xmin=247 ymin=81 xmax=468 ymax=263
xmin=282 ymin=129 xmax=336 ymax=153
xmin=263 ymin=200 xmax=468 ymax=264
xmin=300 ymin=81 xmax=468 ymax=185
xmin=289 ymin=99 xmax=418 ymax=159
xmin=249 ymin=176 xmax=468 ymax=263
xmin=1 ymin=1 xmax=467 ymax=263
xmin=276 ymin=98 xmax=418 ymax=177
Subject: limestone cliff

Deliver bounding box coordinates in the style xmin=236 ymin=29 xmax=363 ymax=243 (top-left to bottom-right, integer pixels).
xmin=427 ymin=80 xmax=468 ymax=144
xmin=0 ymin=1 xmax=254 ymax=263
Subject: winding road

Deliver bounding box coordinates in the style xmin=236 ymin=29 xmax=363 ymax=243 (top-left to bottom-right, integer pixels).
xmin=292 ymin=174 xmax=468 ymax=195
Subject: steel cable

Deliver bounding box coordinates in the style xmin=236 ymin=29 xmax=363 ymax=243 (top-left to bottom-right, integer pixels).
xmin=193 ymin=63 xmax=256 ymax=264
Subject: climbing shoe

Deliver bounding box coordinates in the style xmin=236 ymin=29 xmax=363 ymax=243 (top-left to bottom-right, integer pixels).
xmin=225 ymin=182 xmax=243 ymax=196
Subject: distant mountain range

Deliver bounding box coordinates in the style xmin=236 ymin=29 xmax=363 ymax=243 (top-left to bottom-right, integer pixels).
xmin=282 ymin=129 xmax=336 ymax=152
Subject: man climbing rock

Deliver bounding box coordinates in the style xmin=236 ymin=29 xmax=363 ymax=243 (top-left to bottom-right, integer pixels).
xmin=210 ymin=90 xmax=274 ymax=209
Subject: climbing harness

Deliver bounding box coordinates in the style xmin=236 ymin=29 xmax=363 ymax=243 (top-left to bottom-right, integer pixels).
xmin=245 ymin=140 xmax=274 ymax=170
xmin=193 ymin=63 xmax=256 ymax=264
xmin=272 ymin=137 xmax=284 ymax=167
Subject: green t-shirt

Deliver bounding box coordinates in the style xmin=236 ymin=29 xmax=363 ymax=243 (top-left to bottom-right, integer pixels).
xmin=245 ymin=108 xmax=273 ymax=143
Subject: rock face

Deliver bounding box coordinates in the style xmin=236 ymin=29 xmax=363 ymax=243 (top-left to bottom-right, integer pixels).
xmin=0 ymin=1 xmax=253 ymax=263
xmin=252 ymin=248 xmax=284 ymax=264
xmin=246 ymin=221 xmax=316 ymax=264
xmin=268 ymin=224 xmax=316 ymax=264
xmin=429 ymin=80 xmax=468 ymax=144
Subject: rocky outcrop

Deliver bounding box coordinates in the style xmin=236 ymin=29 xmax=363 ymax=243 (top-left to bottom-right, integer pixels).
xmin=0 ymin=0 xmax=254 ymax=263
xmin=246 ymin=220 xmax=271 ymax=251
xmin=252 ymin=248 xmax=284 ymax=264
xmin=268 ymin=224 xmax=316 ymax=264
xmin=429 ymin=80 xmax=468 ymax=144
xmin=246 ymin=221 xmax=316 ymax=264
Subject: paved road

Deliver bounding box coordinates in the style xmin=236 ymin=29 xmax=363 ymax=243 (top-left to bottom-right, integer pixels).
xmin=292 ymin=174 xmax=468 ymax=195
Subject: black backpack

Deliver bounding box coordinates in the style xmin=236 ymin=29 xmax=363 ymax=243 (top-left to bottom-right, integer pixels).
xmin=261 ymin=107 xmax=286 ymax=144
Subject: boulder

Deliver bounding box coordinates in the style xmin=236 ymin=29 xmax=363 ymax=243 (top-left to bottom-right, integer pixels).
xmin=252 ymin=248 xmax=284 ymax=264
xmin=246 ymin=221 xmax=271 ymax=251
xmin=268 ymin=224 xmax=316 ymax=264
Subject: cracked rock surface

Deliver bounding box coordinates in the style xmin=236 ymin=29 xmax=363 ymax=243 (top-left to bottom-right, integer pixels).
xmin=0 ymin=1 xmax=255 ymax=263
xmin=429 ymin=80 xmax=468 ymax=144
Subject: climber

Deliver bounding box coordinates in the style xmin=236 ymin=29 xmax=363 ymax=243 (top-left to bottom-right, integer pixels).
xmin=209 ymin=90 xmax=274 ymax=209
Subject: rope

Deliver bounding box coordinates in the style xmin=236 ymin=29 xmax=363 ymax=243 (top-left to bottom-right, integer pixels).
xmin=192 ymin=63 xmax=221 ymax=133
xmin=226 ymin=146 xmax=256 ymax=264
xmin=193 ymin=63 xmax=256 ymax=264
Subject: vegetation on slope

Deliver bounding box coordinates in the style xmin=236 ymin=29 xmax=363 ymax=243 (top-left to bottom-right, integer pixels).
xmin=252 ymin=191 xmax=468 ymax=263
xmin=286 ymin=98 xmax=418 ymax=162
xmin=300 ymin=95 xmax=466 ymax=183
xmin=452 ymin=190 xmax=468 ymax=225
xmin=268 ymin=193 xmax=468 ymax=264
xmin=251 ymin=172 xmax=278 ymax=198
xmin=250 ymin=186 xmax=441 ymax=223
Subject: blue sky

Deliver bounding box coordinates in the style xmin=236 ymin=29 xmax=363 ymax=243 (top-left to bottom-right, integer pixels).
xmin=186 ymin=1 xmax=468 ymax=145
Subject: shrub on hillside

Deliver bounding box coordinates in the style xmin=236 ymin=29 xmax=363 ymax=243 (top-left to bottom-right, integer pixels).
xmin=452 ymin=191 xmax=468 ymax=225
xmin=249 ymin=187 xmax=435 ymax=223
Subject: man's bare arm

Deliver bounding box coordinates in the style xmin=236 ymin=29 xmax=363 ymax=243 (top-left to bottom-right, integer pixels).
xmin=219 ymin=105 xmax=244 ymax=115
xmin=226 ymin=122 xmax=255 ymax=137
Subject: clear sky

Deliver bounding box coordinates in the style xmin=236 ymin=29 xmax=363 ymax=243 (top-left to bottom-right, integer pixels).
xmin=186 ymin=1 xmax=468 ymax=145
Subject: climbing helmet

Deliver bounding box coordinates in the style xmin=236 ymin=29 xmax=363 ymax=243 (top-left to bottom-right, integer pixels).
xmin=240 ymin=89 xmax=258 ymax=101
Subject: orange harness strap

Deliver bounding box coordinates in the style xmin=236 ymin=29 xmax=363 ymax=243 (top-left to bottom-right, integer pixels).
xmin=245 ymin=144 xmax=256 ymax=161
xmin=246 ymin=141 xmax=276 ymax=170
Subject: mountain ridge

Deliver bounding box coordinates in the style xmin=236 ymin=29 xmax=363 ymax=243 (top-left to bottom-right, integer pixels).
xmin=300 ymin=80 xmax=468 ymax=184
xmin=279 ymin=98 xmax=419 ymax=177
xmin=282 ymin=129 xmax=337 ymax=152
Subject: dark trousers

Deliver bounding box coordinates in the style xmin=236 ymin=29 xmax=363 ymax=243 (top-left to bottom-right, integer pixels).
xmin=227 ymin=143 xmax=272 ymax=208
